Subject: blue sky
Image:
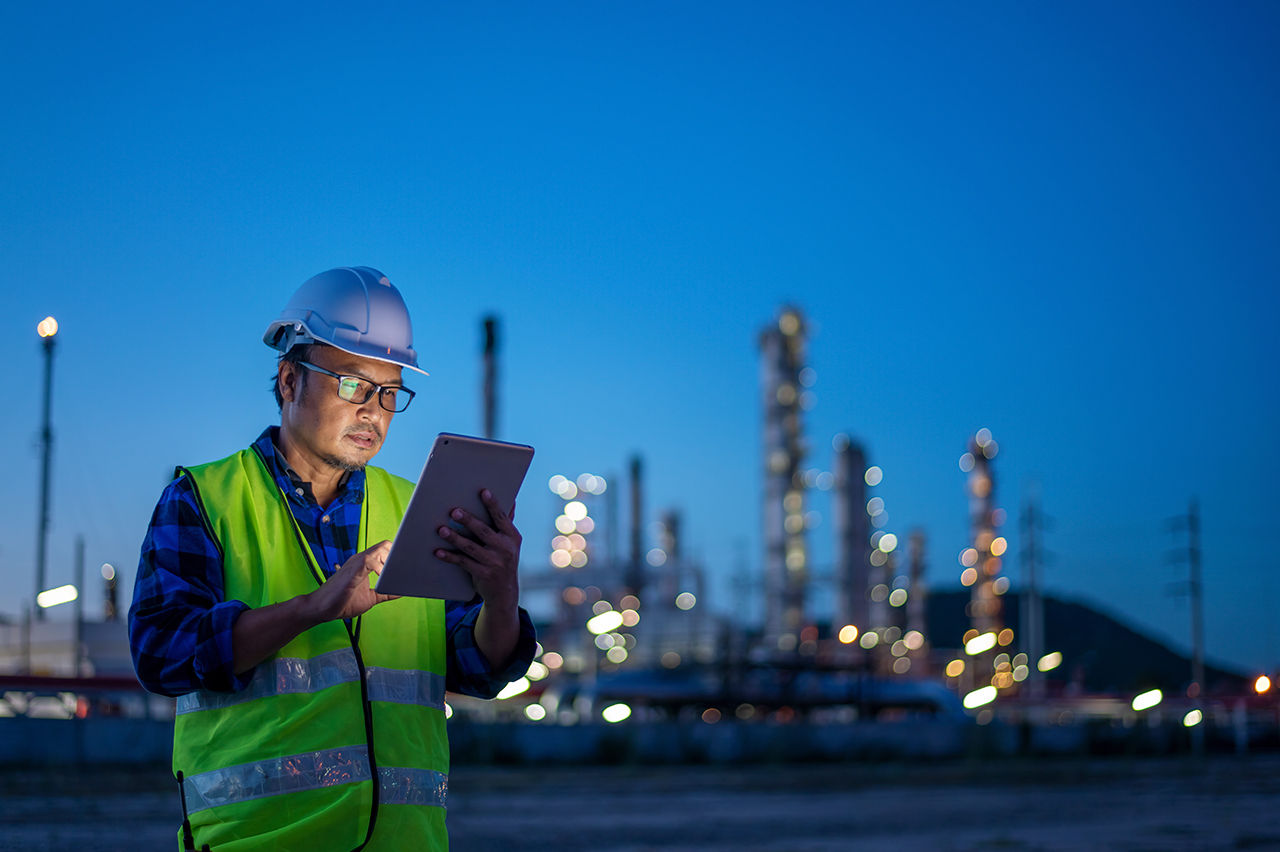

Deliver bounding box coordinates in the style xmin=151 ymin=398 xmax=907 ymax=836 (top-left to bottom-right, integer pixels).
xmin=2 ymin=2 xmax=1277 ymax=675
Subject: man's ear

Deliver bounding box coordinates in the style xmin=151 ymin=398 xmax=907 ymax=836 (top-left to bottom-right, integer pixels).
xmin=279 ymin=362 xmax=301 ymax=404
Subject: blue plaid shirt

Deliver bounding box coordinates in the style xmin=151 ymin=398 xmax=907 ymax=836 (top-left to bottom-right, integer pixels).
xmin=128 ymin=427 xmax=535 ymax=699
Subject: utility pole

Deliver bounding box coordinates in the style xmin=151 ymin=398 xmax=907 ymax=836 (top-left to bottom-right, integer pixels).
xmin=1169 ymin=498 xmax=1205 ymax=756
xmin=1020 ymin=485 xmax=1046 ymax=701
xmin=35 ymin=316 xmax=59 ymax=621
xmin=481 ymin=316 xmax=498 ymax=439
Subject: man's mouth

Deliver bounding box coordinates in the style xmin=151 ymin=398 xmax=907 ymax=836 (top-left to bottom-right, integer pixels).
xmin=345 ymin=431 xmax=378 ymax=450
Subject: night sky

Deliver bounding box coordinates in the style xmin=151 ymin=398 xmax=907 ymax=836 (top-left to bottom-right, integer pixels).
xmin=2 ymin=3 xmax=1277 ymax=675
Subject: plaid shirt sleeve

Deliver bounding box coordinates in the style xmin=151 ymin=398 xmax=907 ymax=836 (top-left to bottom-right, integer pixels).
xmin=128 ymin=475 xmax=253 ymax=697
xmin=444 ymin=600 xmax=538 ymax=699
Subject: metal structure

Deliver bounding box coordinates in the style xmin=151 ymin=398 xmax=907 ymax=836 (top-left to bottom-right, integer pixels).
xmin=35 ymin=317 xmax=58 ymax=621
xmin=482 ymin=315 xmax=498 ymax=438
xmin=759 ymin=307 xmax=809 ymax=652
xmin=832 ymin=435 xmax=871 ymax=635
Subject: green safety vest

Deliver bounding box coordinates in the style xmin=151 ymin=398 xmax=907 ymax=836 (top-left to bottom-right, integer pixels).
xmin=172 ymin=446 xmax=449 ymax=851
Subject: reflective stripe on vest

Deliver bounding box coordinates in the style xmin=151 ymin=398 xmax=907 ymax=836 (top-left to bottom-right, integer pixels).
xmin=175 ymin=648 xmax=445 ymax=715
xmin=184 ymin=744 xmax=448 ymax=814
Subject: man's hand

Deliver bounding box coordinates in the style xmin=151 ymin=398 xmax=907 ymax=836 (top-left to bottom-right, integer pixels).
xmin=304 ymin=540 xmax=400 ymax=623
xmin=435 ymin=490 xmax=522 ymax=609
xmin=435 ymin=489 xmax=523 ymax=669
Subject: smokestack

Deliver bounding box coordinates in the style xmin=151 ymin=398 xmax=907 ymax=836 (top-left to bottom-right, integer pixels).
xmin=626 ymin=455 xmax=645 ymax=598
xmin=482 ymin=316 xmax=498 ymax=439
xmin=832 ymin=434 xmax=871 ymax=633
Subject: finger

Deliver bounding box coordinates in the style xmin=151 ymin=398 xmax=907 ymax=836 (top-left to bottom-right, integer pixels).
xmin=438 ymin=526 xmax=494 ymax=563
xmin=447 ymin=508 xmax=501 ymax=546
xmin=478 ymin=489 xmax=518 ymax=534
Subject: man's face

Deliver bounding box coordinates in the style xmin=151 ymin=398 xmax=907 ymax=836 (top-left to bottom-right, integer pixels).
xmin=278 ymin=345 xmax=404 ymax=472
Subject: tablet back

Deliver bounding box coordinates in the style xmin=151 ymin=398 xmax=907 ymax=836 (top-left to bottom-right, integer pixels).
xmin=376 ymin=433 xmax=534 ymax=600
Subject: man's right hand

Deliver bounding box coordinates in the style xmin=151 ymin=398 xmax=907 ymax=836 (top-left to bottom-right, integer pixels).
xmin=304 ymin=540 xmax=399 ymax=623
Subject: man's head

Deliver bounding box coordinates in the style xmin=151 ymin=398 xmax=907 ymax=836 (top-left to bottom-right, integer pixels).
xmin=264 ymin=267 xmax=425 ymax=472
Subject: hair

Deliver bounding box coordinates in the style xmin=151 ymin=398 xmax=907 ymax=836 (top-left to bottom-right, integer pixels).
xmin=271 ymin=344 xmax=314 ymax=410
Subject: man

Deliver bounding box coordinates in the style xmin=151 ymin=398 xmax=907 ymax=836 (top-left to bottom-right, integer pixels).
xmin=129 ymin=266 xmax=535 ymax=851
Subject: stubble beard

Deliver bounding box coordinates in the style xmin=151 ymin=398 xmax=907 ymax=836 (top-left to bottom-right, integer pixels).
xmin=319 ymin=424 xmax=383 ymax=472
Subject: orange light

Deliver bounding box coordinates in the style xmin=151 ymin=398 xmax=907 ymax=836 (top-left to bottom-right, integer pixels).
xmin=1256 ymin=675 xmax=1272 ymax=694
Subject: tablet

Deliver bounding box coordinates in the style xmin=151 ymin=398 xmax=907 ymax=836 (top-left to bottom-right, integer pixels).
xmin=376 ymin=432 xmax=535 ymax=600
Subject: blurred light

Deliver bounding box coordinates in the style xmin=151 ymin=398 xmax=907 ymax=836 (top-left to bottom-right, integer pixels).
xmin=870 ymin=584 xmax=888 ymax=602
xmin=548 ymin=475 xmax=568 ymax=494
xmin=675 ymin=592 xmax=696 ymax=611
xmin=945 ymin=659 xmax=965 ymax=678
xmin=592 ymin=599 xmax=613 ymax=615
xmin=569 ymin=551 xmax=588 ymax=568
xmin=496 ymin=677 xmax=530 ymax=700
xmin=564 ymin=501 xmax=588 ymax=522
xmin=963 ymin=629 xmax=980 ymax=644
xmin=888 ymin=589 xmax=908 ymax=608
xmin=904 ymin=630 xmax=924 ymax=650
xmin=444 ymin=702 xmax=453 ymax=719
xmin=975 ymin=428 xmax=992 ymax=447
xmin=864 ymin=466 xmax=883 ymax=487
xmin=779 ymin=311 xmax=800 ymax=336
xmin=990 ymin=537 xmax=1008 ymax=557
xmin=602 ymin=703 xmax=632 ymax=723
xmin=799 ymin=366 xmax=817 ymax=387
xmin=1183 ymin=709 xmax=1203 ymax=727
xmin=992 ymin=672 xmax=1014 ymax=689
xmin=576 ymin=473 xmax=597 ymax=493
xmin=1131 ymin=689 xmax=1163 ymax=712
xmin=992 ymin=577 xmax=1011 ymax=595
xmin=866 ymin=497 xmax=885 ymax=516
xmin=550 ymin=549 xmax=571 ymax=568
xmin=542 ymin=651 xmax=564 ymax=669
xmin=551 ymin=535 xmax=570 ymax=550
xmin=621 ymin=609 xmax=640 ymax=627
xmin=1012 ymin=665 xmax=1029 ymax=682
xmin=526 ymin=661 xmax=549 ymax=681
xmin=960 ymin=568 xmax=978 ymax=587
xmin=646 ymin=548 xmax=667 ymax=567
xmin=525 ymin=704 xmax=547 ymax=722
xmin=702 ymin=708 xmax=722 ymax=724
xmin=619 ymin=594 xmax=640 ymax=610
xmin=838 ymin=624 xmax=859 ymax=644
xmin=37 ymin=316 xmax=59 ymax=338
xmin=1255 ymin=675 xmax=1272 ymax=694
xmin=558 ymin=481 xmax=578 ymax=499
xmin=575 ymin=516 xmax=595 ymax=534
xmin=37 ymin=585 xmax=78 ymax=608
xmin=878 ymin=533 xmax=898 ymax=553
xmin=892 ymin=657 xmax=911 ymax=674
xmin=965 ymin=632 xmax=997 ymax=656
xmin=562 ymin=586 xmax=585 ymax=606
xmin=568 ymin=533 xmax=587 ymax=550
xmin=554 ymin=515 xmax=575 ymax=534
xmin=605 ymin=646 xmax=628 ymax=664
xmin=776 ymin=383 xmax=797 ymax=406
xmin=594 ymin=634 xmax=614 ymax=650
xmin=998 ymin=628 xmax=1015 ymax=646
xmin=859 ymin=631 xmax=879 ymax=649
xmin=959 ymin=548 xmax=978 ymax=568
xmin=869 ymin=550 xmax=888 ymax=567
xmin=959 ymin=452 xmax=975 ymax=472
xmin=661 ymin=651 xmax=682 ymax=668
xmin=1038 ymin=652 xmax=1063 ymax=672
xmin=815 ymin=471 xmax=834 ymax=491
xmin=591 ymin=476 xmax=608 ymax=495
xmin=587 ymin=610 xmax=624 ymax=635
xmin=983 ymin=441 xmax=999 ymax=459
xmin=964 ymin=686 xmax=998 ymax=709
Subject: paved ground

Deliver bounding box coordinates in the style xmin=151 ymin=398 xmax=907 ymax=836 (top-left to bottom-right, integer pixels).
xmin=3 ymin=756 xmax=1280 ymax=850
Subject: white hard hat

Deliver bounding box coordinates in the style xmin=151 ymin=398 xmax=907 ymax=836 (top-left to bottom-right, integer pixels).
xmin=263 ymin=266 xmax=428 ymax=375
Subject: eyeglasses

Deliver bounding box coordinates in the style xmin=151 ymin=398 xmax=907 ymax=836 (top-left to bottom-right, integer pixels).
xmin=296 ymin=361 xmax=416 ymax=413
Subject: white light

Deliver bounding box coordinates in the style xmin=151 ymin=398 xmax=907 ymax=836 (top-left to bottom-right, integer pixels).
xmin=37 ymin=584 xmax=78 ymax=608
xmin=864 ymin=466 xmax=883 ymax=487
xmin=963 ymin=686 xmax=998 ymax=709
xmin=587 ymin=610 xmax=624 ymax=635
xmin=548 ymin=475 xmax=568 ymax=494
xmin=525 ymin=704 xmax=547 ymax=721
xmin=526 ymin=661 xmax=549 ymax=681
xmin=1131 ymin=689 xmax=1163 ymax=712
xmin=495 ymin=677 xmax=530 ymax=700
xmin=37 ymin=316 xmax=59 ymax=338
xmin=675 ymin=592 xmax=696 ymax=611
xmin=100 ymin=563 xmax=116 ymax=581
xmin=1182 ymin=709 xmax=1203 ymax=727
xmin=646 ymin=548 xmax=667 ymax=567
xmin=878 ymin=533 xmax=898 ymax=553
xmin=564 ymin=501 xmax=588 ymax=522
xmin=1037 ymin=651 xmax=1063 ymax=672
xmin=965 ymin=632 xmax=997 ymax=656
xmin=602 ymin=703 xmax=632 ymax=723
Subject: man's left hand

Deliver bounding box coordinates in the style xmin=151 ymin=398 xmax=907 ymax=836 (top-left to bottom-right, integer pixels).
xmin=435 ymin=489 xmax=521 ymax=608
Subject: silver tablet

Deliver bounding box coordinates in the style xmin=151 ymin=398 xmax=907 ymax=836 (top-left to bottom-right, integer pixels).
xmin=376 ymin=432 xmax=535 ymax=600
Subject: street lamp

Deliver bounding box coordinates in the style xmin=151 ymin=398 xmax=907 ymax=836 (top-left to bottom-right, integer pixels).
xmin=35 ymin=316 xmax=58 ymax=620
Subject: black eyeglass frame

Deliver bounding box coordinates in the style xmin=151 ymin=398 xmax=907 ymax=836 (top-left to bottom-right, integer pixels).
xmin=296 ymin=361 xmax=416 ymax=413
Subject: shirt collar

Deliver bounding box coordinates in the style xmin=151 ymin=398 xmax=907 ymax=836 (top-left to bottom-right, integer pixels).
xmin=253 ymin=427 xmax=366 ymax=507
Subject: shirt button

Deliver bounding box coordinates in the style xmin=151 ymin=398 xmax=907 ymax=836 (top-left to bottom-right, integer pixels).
xmin=334 ymin=564 xmax=341 ymax=572
xmin=322 ymin=515 xmax=331 ymax=524
xmin=295 ymin=487 xmax=304 ymax=496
